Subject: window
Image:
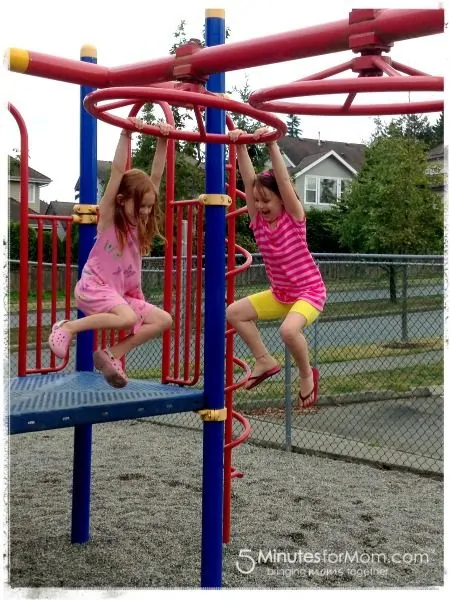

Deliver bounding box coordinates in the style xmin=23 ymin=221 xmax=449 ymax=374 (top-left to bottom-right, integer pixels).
xmin=340 ymin=178 xmax=351 ymax=197
xmin=304 ymin=176 xmax=353 ymax=206
xmin=27 ymin=184 xmax=36 ymax=206
xmin=319 ymin=178 xmax=338 ymax=204
xmin=305 ymin=176 xmax=317 ymax=204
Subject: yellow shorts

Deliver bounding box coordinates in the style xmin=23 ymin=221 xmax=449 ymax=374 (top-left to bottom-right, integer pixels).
xmin=248 ymin=290 xmax=321 ymax=326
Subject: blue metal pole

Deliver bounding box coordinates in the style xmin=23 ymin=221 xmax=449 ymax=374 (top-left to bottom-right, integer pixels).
xmin=71 ymin=44 xmax=97 ymax=544
xmin=201 ymin=9 xmax=226 ymax=589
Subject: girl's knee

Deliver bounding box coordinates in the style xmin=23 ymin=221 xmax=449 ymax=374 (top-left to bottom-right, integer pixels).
xmin=159 ymin=311 xmax=173 ymax=331
xmin=279 ymin=322 xmax=304 ymax=345
xmin=226 ymin=303 xmax=238 ymax=323
xmin=121 ymin=312 xmax=139 ymax=330
xmin=113 ymin=306 xmax=139 ymax=330
xmin=226 ymin=300 xmax=254 ymax=324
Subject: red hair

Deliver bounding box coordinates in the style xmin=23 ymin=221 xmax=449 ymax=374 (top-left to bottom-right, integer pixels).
xmin=113 ymin=168 xmax=164 ymax=255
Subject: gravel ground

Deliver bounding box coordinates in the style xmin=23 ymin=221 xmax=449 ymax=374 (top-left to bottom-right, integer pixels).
xmin=6 ymin=418 xmax=443 ymax=590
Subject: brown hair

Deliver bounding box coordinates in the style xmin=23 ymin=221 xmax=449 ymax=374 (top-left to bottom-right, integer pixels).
xmin=253 ymin=169 xmax=299 ymax=201
xmin=254 ymin=169 xmax=281 ymax=198
xmin=114 ymin=168 xmax=164 ymax=255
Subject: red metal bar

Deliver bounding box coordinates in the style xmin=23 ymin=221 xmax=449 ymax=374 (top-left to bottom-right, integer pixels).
xmin=193 ymin=204 xmax=204 ymax=384
xmin=183 ymin=204 xmax=194 ymax=380
xmin=50 ymin=220 xmax=58 ymax=369
xmin=8 ymin=104 xmax=29 ymax=376
xmin=371 ymin=56 xmax=403 ymax=77
xmin=223 ymin=146 xmax=237 ymax=544
xmin=298 ymin=60 xmax=354 ymax=82
xmin=162 ymin=139 xmax=176 ymax=383
xmin=106 ymin=9 xmax=444 ymax=85
xmin=342 ymin=93 xmax=357 ymax=112
xmin=26 ymin=215 xmax=73 ymax=374
xmin=35 ymin=220 xmax=43 ymax=370
xmin=194 ymin=106 xmax=207 ymax=138
xmin=173 ymin=207 xmax=184 ymax=379
xmin=9 ymin=10 xmax=443 ymax=87
xmin=391 ymin=61 xmax=430 ymax=76
xmin=164 ymin=200 xmax=203 ymax=386
xmin=8 ymin=49 xmax=109 ymax=86
xmin=65 ymin=220 xmax=73 ymax=324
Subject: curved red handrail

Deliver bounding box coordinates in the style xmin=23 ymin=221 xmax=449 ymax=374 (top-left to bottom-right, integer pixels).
xmin=84 ymin=85 xmax=287 ymax=144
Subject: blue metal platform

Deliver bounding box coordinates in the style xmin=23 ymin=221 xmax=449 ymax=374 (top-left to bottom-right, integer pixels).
xmin=9 ymin=372 xmax=205 ymax=434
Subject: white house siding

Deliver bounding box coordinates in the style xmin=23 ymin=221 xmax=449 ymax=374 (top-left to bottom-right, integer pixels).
xmin=8 ymin=181 xmax=41 ymax=213
xmin=295 ymin=156 xmax=354 ymax=211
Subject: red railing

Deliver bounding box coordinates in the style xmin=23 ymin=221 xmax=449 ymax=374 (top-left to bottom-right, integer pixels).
xmin=25 ymin=214 xmax=74 ymax=375
xmin=9 ymin=102 xmax=74 ymax=376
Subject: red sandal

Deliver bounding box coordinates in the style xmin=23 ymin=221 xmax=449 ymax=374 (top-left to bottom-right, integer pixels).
xmin=245 ymin=365 xmax=281 ymax=391
xmin=298 ymin=367 xmax=319 ymax=409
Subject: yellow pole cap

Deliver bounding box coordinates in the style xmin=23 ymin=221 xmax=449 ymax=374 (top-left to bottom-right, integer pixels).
xmin=205 ymin=8 xmax=225 ymax=18
xmin=80 ymin=44 xmax=97 ymax=59
xmin=7 ymin=48 xmax=30 ymax=73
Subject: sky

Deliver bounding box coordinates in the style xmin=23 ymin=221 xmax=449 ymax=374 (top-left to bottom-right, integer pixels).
xmin=0 ymin=0 xmax=447 ymax=205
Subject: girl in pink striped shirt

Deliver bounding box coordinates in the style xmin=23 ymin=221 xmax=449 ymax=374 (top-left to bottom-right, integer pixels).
xmin=227 ymin=127 xmax=326 ymax=408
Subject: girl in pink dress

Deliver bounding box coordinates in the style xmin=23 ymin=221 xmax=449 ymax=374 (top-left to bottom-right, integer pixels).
xmin=227 ymin=127 xmax=327 ymax=408
xmin=48 ymin=118 xmax=173 ymax=388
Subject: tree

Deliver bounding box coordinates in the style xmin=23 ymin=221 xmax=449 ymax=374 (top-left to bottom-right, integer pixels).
xmin=335 ymin=135 xmax=443 ymax=254
xmin=430 ymin=111 xmax=444 ymax=148
xmin=372 ymin=113 xmax=441 ymax=150
xmin=332 ymin=132 xmax=443 ymax=302
xmin=286 ymin=114 xmax=302 ymax=138
xmin=304 ymin=208 xmax=347 ymax=253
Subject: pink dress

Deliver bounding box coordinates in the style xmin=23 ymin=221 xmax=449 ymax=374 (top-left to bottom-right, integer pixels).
xmin=74 ymin=223 xmax=154 ymax=334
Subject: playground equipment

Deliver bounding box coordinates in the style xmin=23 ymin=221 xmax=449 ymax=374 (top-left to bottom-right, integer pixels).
xmin=7 ymin=7 xmax=444 ymax=589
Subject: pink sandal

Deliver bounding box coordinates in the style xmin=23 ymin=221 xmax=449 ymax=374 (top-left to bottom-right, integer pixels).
xmin=48 ymin=320 xmax=72 ymax=359
xmin=93 ymin=349 xmax=128 ymax=389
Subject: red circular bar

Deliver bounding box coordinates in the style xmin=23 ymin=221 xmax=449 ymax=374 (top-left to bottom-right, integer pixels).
xmin=250 ymin=75 xmax=443 ymax=115
xmin=84 ymin=87 xmax=287 ymax=143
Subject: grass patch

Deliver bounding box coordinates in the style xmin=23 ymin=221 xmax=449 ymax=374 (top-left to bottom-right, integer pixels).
xmin=9 ymin=291 xmax=67 ymax=305
xmin=126 ymin=361 xmax=442 ymax=404
xmin=321 ymin=295 xmax=442 ymax=319
xmin=234 ymin=337 xmax=442 ymax=368
xmin=233 ymin=362 xmax=443 ymax=404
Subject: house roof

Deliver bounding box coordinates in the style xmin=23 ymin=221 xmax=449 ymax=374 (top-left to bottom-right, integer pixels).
xmin=46 ymin=201 xmax=77 ymax=216
xmin=278 ymin=136 xmax=366 ymax=172
xmin=427 ymin=143 xmax=445 ymax=161
xmin=293 ymin=149 xmax=357 ymax=178
xmin=74 ymin=160 xmax=112 ymax=192
xmin=8 ymin=156 xmax=52 ymax=184
xmin=9 ymin=197 xmax=39 ymax=221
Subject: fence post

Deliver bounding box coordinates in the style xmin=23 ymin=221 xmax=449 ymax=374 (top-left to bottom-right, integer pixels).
xmin=284 ymin=344 xmax=292 ymax=452
xmin=401 ymin=263 xmax=408 ymax=342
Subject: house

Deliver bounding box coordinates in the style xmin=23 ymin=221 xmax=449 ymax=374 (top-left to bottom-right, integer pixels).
xmin=275 ymin=137 xmax=367 ymax=211
xmin=46 ymin=201 xmax=77 ymax=218
xmin=426 ymin=143 xmax=446 ymax=194
xmin=8 ymin=156 xmax=52 ymax=214
xmin=74 ymin=160 xmax=111 ymax=202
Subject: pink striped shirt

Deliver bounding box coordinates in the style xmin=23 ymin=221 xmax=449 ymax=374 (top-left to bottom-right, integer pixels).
xmin=250 ymin=211 xmax=326 ymax=310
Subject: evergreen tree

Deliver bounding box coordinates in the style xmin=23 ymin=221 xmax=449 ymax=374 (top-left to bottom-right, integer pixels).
xmin=286 ymin=114 xmax=302 ymax=138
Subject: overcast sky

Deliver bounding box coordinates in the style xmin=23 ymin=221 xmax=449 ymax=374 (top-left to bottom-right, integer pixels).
xmin=1 ymin=0 xmax=446 ymax=204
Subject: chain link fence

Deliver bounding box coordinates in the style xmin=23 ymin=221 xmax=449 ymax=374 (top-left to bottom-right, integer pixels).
xmin=10 ymin=253 xmax=443 ymax=474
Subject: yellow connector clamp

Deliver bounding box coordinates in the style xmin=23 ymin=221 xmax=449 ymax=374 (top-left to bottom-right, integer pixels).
xmin=73 ymin=214 xmax=98 ymax=224
xmin=74 ymin=204 xmax=98 ymax=214
xmin=196 ymin=408 xmax=227 ymax=422
xmin=73 ymin=204 xmax=98 ymax=223
xmin=198 ymin=194 xmax=232 ymax=206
